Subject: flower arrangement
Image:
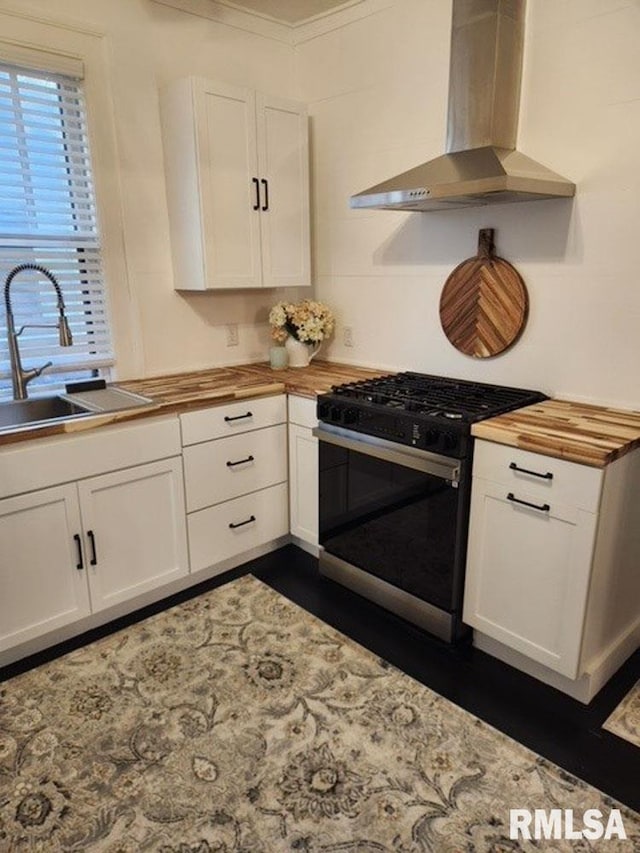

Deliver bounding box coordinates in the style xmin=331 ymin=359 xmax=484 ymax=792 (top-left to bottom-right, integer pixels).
xmin=269 ymin=299 xmax=335 ymax=345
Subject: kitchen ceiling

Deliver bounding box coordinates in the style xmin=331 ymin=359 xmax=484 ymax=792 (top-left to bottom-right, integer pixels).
xmin=211 ymin=0 xmax=360 ymax=24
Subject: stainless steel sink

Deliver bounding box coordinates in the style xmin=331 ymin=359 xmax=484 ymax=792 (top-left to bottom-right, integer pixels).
xmin=0 ymin=386 xmax=154 ymax=434
xmin=0 ymin=396 xmax=92 ymax=431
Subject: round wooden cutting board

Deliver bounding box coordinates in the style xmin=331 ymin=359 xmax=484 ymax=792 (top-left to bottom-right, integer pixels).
xmin=439 ymin=228 xmax=528 ymax=358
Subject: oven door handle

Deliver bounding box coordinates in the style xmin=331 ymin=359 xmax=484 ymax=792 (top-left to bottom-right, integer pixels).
xmin=313 ymin=426 xmax=460 ymax=484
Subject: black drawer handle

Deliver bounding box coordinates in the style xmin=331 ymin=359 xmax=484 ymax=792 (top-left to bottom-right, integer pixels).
xmin=87 ymin=529 xmax=97 ymax=565
xmin=226 ymin=455 xmax=254 ymax=468
xmin=507 ymin=493 xmax=550 ymax=513
xmin=73 ymin=533 xmax=84 ymax=570
xmin=509 ymin=462 xmax=553 ymax=480
xmin=261 ymin=178 xmax=269 ymax=211
xmin=229 ymin=515 xmax=256 ymax=529
xmin=252 ymin=177 xmax=260 ymax=211
xmin=224 ymin=411 xmax=253 ymax=423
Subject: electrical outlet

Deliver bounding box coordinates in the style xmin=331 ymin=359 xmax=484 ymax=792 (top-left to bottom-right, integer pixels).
xmin=226 ymin=324 xmax=239 ymax=347
xmin=343 ymin=325 xmax=354 ymax=347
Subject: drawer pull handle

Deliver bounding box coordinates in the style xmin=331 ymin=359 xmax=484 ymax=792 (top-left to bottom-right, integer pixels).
xmin=509 ymin=462 xmax=553 ymax=480
xmin=87 ymin=529 xmax=98 ymax=565
xmin=226 ymin=455 xmax=254 ymax=468
xmin=224 ymin=411 xmax=253 ymax=423
xmin=229 ymin=515 xmax=256 ymax=529
xmin=73 ymin=533 xmax=84 ymax=570
xmin=507 ymin=492 xmax=550 ymax=513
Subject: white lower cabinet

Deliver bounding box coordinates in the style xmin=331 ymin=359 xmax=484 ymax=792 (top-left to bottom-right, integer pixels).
xmin=180 ymin=396 xmax=289 ymax=574
xmin=0 ymin=417 xmax=189 ymax=659
xmin=464 ymin=440 xmax=640 ymax=698
xmin=463 ymin=478 xmax=597 ymax=678
xmin=77 ymin=458 xmax=188 ymax=612
xmin=0 ymin=485 xmax=90 ymax=652
xmin=287 ymin=395 xmax=318 ymax=550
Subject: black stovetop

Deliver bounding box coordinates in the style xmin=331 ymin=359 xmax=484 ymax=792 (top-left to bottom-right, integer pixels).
xmin=317 ymin=372 xmax=546 ymax=458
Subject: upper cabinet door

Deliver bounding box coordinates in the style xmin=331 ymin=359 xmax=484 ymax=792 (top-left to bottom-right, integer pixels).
xmin=256 ymin=94 xmax=310 ymax=289
xmin=162 ymin=78 xmax=310 ymax=290
xmin=195 ymin=81 xmax=263 ymax=289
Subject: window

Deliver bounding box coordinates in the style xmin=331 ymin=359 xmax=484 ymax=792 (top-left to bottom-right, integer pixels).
xmin=0 ymin=60 xmax=113 ymax=399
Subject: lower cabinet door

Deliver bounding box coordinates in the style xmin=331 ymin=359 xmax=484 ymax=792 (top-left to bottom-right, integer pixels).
xmin=188 ymin=482 xmax=288 ymax=573
xmin=0 ymin=484 xmax=91 ymax=652
xmin=77 ymin=457 xmax=189 ymax=612
xmin=463 ymin=478 xmax=598 ymax=679
xmin=288 ymin=422 xmax=318 ymax=545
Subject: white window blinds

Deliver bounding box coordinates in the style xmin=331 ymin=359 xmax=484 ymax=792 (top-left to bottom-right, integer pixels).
xmin=0 ymin=60 xmax=113 ymax=399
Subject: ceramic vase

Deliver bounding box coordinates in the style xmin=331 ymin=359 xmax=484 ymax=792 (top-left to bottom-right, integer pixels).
xmin=285 ymin=336 xmax=321 ymax=368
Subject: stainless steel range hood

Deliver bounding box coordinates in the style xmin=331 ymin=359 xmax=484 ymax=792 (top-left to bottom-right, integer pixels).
xmin=350 ymin=0 xmax=575 ymax=212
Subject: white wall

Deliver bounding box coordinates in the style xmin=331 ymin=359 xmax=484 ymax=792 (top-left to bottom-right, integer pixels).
xmin=299 ymin=0 xmax=640 ymax=408
xmin=0 ymin=0 xmax=306 ymax=380
xmin=3 ymin=0 xmax=639 ymax=406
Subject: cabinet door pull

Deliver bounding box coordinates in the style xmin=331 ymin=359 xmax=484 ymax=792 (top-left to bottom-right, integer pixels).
xmin=507 ymin=492 xmax=550 ymax=513
xmin=224 ymin=411 xmax=253 ymax=423
xmin=261 ymin=178 xmax=269 ymax=211
xmin=229 ymin=515 xmax=256 ymax=529
xmin=252 ymin=177 xmax=260 ymax=211
xmin=87 ymin=529 xmax=98 ymax=566
xmin=509 ymin=462 xmax=553 ymax=480
xmin=73 ymin=533 xmax=84 ymax=570
xmin=226 ymin=455 xmax=254 ymax=468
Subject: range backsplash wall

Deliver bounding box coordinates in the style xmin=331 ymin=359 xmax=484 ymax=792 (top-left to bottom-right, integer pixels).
xmin=299 ymin=0 xmax=640 ymax=408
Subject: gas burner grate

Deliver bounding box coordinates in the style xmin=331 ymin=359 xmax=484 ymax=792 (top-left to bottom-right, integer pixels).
xmin=331 ymin=372 xmax=545 ymax=422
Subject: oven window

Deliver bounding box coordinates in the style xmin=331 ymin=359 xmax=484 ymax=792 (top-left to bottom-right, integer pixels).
xmin=319 ymin=443 xmax=460 ymax=611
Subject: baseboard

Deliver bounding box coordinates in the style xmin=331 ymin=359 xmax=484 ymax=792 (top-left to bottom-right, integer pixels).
xmin=474 ymin=615 xmax=640 ymax=705
xmin=474 ymin=633 xmax=594 ymax=703
xmin=290 ymin=534 xmax=319 ymax=557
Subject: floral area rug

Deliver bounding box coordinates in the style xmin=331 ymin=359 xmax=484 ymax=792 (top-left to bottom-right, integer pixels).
xmin=604 ymin=681 xmax=640 ymax=748
xmin=1 ymin=575 xmax=639 ymax=851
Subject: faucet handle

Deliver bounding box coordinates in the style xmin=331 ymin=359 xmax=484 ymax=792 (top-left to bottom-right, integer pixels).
xmin=24 ymin=361 xmax=53 ymax=386
xmin=35 ymin=361 xmax=53 ymax=377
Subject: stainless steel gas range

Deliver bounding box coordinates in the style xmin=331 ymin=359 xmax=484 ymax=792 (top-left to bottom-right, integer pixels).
xmin=314 ymin=372 xmax=546 ymax=642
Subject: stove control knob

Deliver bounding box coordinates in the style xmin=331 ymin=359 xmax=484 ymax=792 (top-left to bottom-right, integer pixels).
xmin=317 ymin=401 xmax=331 ymax=420
xmin=330 ymin=405 xmax=343 ymax=423
xmin=442 ymin=432 xmax=458 ymax=453
xmin=423 ymin=429 xmax=439 ymax=447
xmin=343 ymin=408 xmax=358 ymax=425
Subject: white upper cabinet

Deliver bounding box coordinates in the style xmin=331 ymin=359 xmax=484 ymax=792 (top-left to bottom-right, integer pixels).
xmin=162 ymin=77 xmax=310 ymax=290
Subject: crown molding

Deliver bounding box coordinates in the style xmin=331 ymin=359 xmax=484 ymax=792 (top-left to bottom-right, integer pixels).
xmin=151 ymin=0 xmax=392 ymax=45
xmin=293 ymin=0 xmax=394 ymax=43
xmin=151 ymin=0 xmax=295 ymax=43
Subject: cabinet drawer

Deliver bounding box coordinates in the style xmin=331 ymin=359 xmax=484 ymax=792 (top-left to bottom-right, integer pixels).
xmin=183 ymin=424 xmax=287 ymax=511
xmin=472 ymin=440 xmax=603 ymax=512
xmin=288 ymin=394 xmax=318 ymax=429
xmin=180 ymin=395 xmax=286 ymax=445
xmin=187 ymin=482 xmax=288 ymax=572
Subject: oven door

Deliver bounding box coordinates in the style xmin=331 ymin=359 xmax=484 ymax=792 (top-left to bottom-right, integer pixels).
xmin=314 ymin=424 xmax=470 ymax=640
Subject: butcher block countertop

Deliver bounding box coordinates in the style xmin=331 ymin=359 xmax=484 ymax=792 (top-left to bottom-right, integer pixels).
xmin=472 ymin=399 xmax=640 ymax=468
xmin=117 ymin=361 xmax=388 ymax=408
xmin=0 ymin=361 xmax=388 ymax=447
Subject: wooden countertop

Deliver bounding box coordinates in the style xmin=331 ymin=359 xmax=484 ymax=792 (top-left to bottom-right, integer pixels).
xmin=0 ymin=361 xmax=389 ymax=447
xmin=117 ymin=361 xmax=389 ymax=408
xmin=2 ymin=363 xmax=639 ymax=466
xmin=472 ymin=399 xmax=640 ymax=467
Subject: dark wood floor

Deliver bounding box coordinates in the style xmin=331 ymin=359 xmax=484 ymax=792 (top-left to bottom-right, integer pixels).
xmin=3 ymin=544 xmax=639 ymax=812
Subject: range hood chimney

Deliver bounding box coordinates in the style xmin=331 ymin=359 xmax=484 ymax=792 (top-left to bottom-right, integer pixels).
xmin=350 ymin=0 xmax=575 ymax=211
